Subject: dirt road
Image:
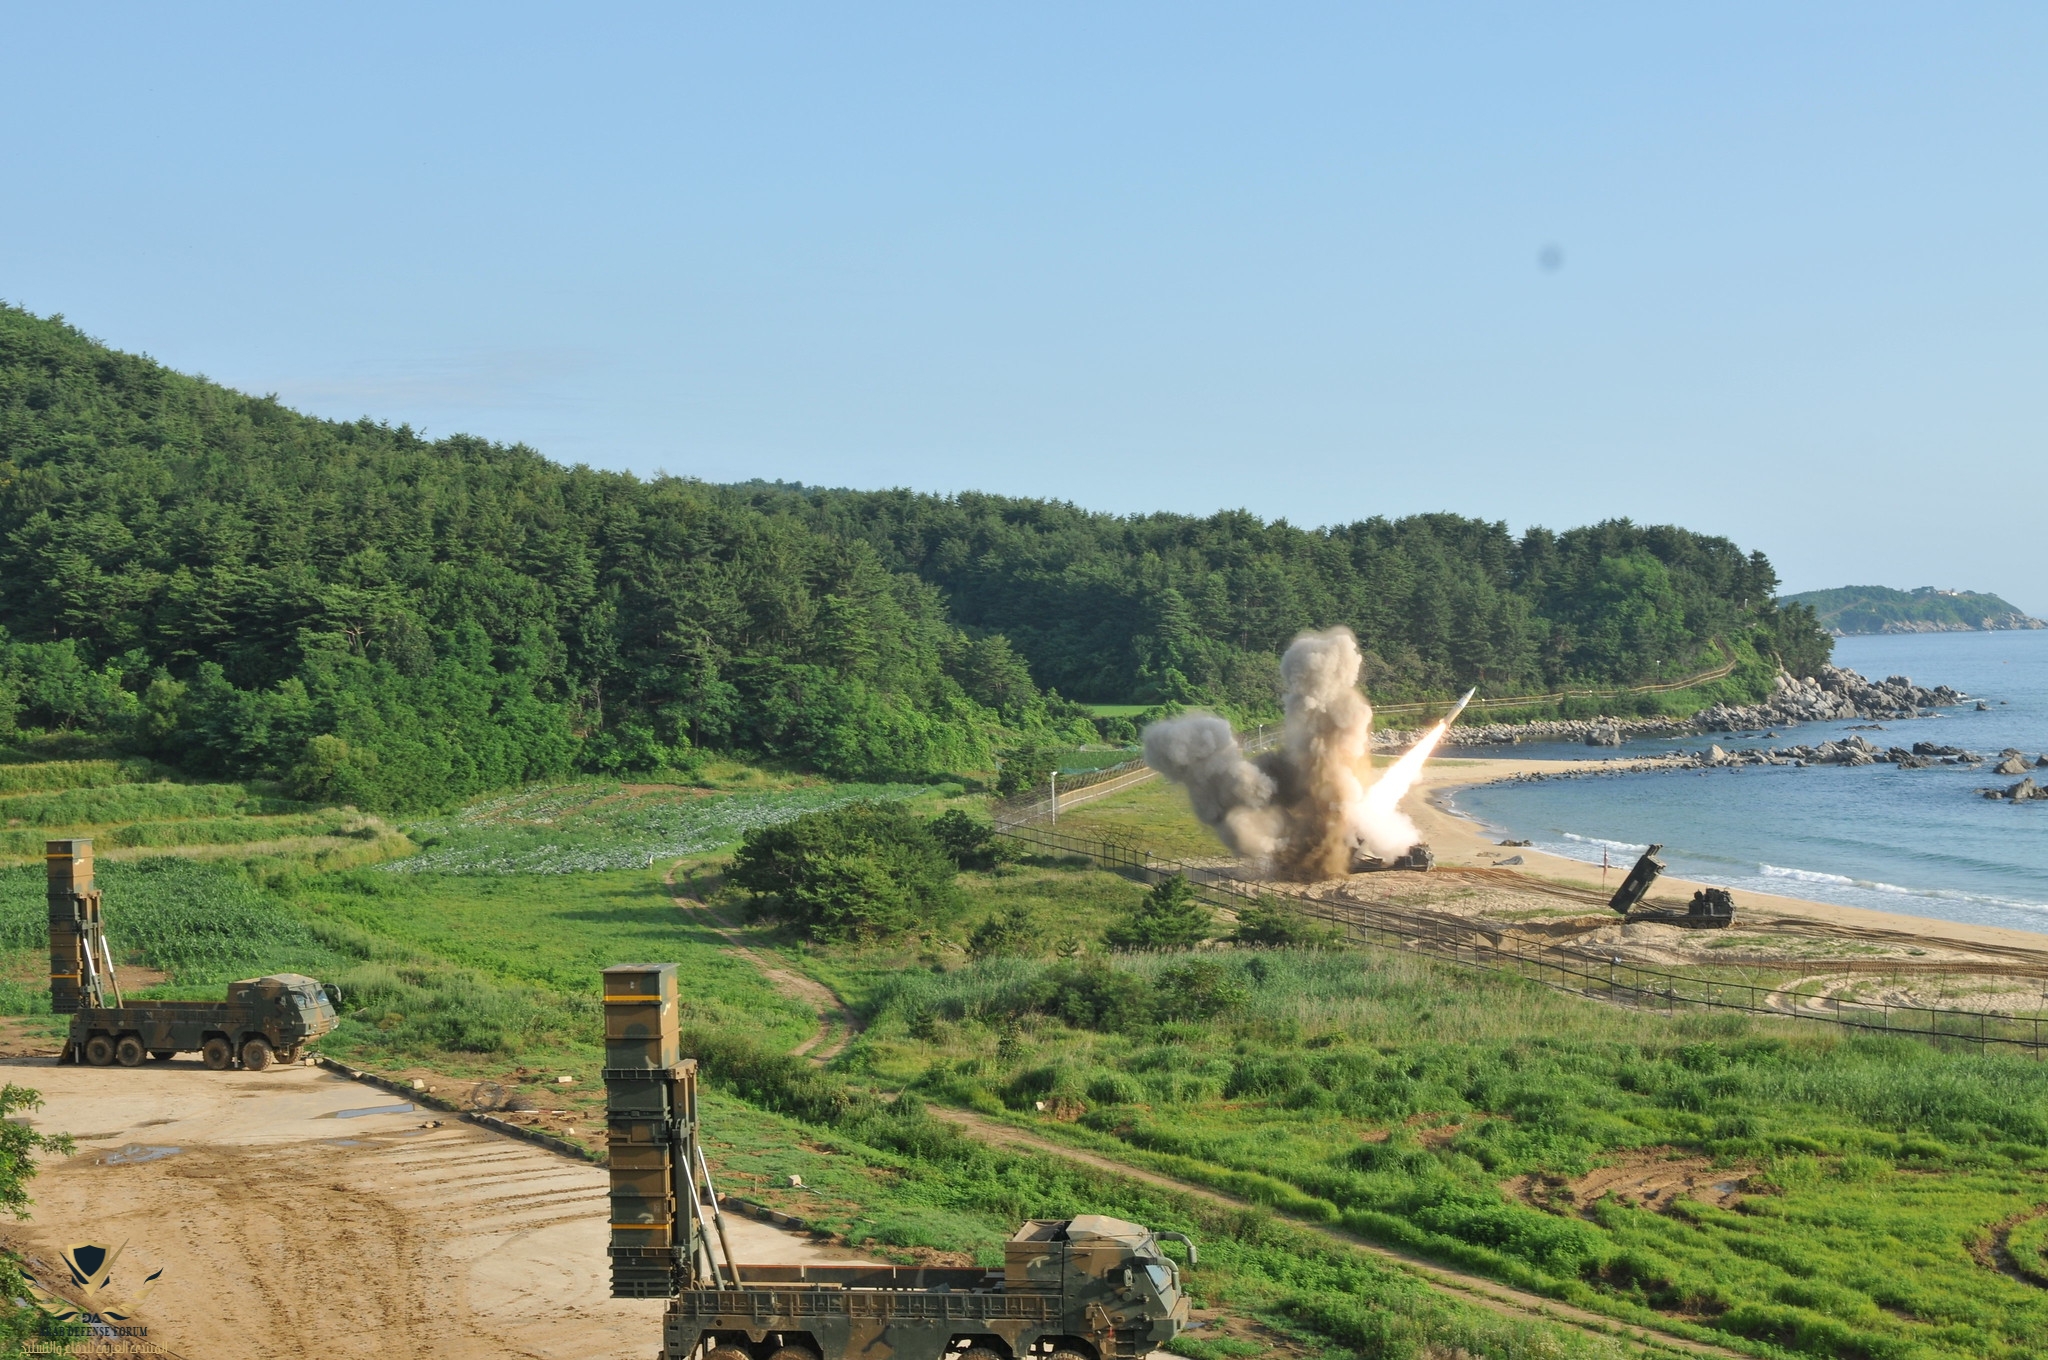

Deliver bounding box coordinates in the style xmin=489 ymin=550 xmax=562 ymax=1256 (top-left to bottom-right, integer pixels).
xmin=3 ymin=1058 xmax=869 ymax=1360
xmin=665 ymin=863 xmax=861 ymax=1062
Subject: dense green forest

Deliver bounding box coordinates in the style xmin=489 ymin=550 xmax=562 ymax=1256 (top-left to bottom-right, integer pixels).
xmin=719 ymin=483 xmax=1830 ymax=709
xmin=0 ymin=304 xmax=1828 ymax=809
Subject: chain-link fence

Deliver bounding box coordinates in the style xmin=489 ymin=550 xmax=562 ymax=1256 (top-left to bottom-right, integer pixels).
xmin=993 ymin=822 xmax=2048 ymax=1056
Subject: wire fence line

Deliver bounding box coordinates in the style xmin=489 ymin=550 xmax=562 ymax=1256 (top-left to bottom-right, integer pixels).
xmin=991 ymin=821 xmax=2048 ymax=1057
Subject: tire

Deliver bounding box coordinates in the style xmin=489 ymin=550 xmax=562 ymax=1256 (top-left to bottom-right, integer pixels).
xmin=149 ymin=1050 xmax=174 ymax=1062
xmin=769 ymin=1347 xmax=820 ymax=1360
xmin=278 ymin=1046 xmax=301 ymax=1065
xmin=963 ymin=1348 xmax=1007 ymax=1360
xmin=240 ymin=1038 xmax=274 ymax=1072
xmin=115 ymin=1036 xmax=146 ymax=1068
xmin=202 ymin=1037 xmax=234 ymax=1071
xmin=84 ymin=1035 xmax=115 ymax=1067
xmin=706 ymin=1346 xmax=751 ymax=1360
xmin=1050 ymin=1349 xmax=1094 ymax=1360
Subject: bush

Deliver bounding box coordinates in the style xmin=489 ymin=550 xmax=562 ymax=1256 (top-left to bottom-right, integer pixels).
xmin=729 ymin=801 xmax=961 ymax=941
xmin=994 ymin=742 xmax=1056 ymax=798
xmin=929 ymin=808 xmax=1006 ymax=870
xmin=967 ymin=904 xmax=1037 ymax=960
xmin=1231 ymin=900 xmax=1341 ymax=948
xmin=1104 ymin=875 xmax=1213 ymax=950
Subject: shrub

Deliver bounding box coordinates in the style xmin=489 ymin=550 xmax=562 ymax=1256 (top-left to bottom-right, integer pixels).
xmin=1231 ymin=900 xmax=1341 ymax=948
xmin=967 ymin=904 xmax=1037 ymax=960
xmin=1104 ymin=875 xmax=1213 ymax=950
xmin=729 ymin=801 xmax=961 ymax=941
xmin=929 ymin=808 xmax=1006 ymax=870
xmin=994 ymin=742 xmax=1056 ymax=798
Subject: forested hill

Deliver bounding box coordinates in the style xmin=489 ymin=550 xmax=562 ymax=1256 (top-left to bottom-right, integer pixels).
xmin=1781 ymin=585 xmax=2045 ymax=636
xmin=0 ymin=305 xmax=1828 ymax=809
xmin=720 ymin=483 xmax=1830 ymax=710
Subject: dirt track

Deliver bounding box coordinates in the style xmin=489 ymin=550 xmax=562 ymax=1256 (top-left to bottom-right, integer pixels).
xmin=3 ymin=1058 xmax=869 ymax=1359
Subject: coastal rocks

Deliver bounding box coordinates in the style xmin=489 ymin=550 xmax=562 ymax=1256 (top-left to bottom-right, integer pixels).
xmin=1984 ymin=777 xmax=2046 ymax=802
xmin=1995 ymin=756 xmax=2030 ymax=776
xmin=1424 ymin=715 xmax=1690 ymax=750
xmin=1696 ymin=667 xmax=1964 ymax=732
xmin=1387 ymin=662 xmax=1967 ymax=754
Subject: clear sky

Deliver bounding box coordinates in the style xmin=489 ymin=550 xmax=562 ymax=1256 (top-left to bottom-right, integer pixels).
xmin=4 ymin=4 xmax=2043 ymax=611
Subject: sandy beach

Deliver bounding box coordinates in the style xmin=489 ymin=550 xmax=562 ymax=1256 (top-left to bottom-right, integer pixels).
xmin=1400 ymin=753 xmax=2048 ymax=979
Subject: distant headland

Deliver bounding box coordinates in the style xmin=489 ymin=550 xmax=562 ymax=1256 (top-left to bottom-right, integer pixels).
xmin=1781 ymin=585 xmax=2045 ymax=636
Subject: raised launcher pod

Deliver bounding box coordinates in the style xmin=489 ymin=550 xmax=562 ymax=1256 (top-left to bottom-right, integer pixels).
xmin=47 ymin=840 xmax=110 ymax=1014
xmin=1606 ymin=844 xmax=1666 ymax=916
xmin=603 ymin=964 xmax=697 ymax=1299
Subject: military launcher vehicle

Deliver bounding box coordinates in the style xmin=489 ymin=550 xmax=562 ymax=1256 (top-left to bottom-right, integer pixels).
xmin=1606 ymin=844 xmax=1734 ymax=928
xmin=46 ymin=840 xmax=338 ymax=1070
xmin=602 ymin=963 xmax=1195 ymax=1360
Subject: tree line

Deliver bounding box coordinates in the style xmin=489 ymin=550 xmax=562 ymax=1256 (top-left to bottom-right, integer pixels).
xmin=0 ymin=304 xmax=1828 ymax=808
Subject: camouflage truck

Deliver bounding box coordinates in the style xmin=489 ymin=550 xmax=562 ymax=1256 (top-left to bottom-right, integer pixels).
xmin=602 ymin=964 xmax=1195 ymax=1360
xmin=46 ymin=840 xmax=339 ymax=1070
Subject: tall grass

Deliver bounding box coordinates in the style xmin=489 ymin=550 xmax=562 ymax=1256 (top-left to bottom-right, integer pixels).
xmin=0 ymin=782 xmax=309 ymax=827
xmin=678 ymin=1027 xmax=1646 ymax=1360
xmin=388 ymin=780 xmax=931 ymax=873
xmin=0 ymin=815 xmax=344 ymax=856
xmin=0 ymin=759 xmax=161 ymax=794
xmin=859 ymin=947 xmax=2048 ymax=1359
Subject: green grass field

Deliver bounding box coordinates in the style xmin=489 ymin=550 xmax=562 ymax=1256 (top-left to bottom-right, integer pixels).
xmin=8 ymin=746 xmax=2048 ymax=1360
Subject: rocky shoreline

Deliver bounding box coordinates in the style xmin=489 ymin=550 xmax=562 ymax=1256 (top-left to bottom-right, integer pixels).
xmin=1378 ymin=664 xmax=1969 ymax=751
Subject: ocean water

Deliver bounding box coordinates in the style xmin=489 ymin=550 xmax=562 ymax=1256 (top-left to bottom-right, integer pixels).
xmin=1452 ymin=629 xmax=2048 ymax=933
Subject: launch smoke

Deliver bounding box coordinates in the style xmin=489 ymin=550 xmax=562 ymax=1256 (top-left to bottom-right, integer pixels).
xmin=1142 ymin=627 xmax=1462 ymax=881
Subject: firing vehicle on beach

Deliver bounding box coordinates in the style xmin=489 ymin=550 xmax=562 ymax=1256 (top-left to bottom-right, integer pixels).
xmin=602 ymin=963 xmax=1196 ymax=1360
xmin=45 ymin=839 xmax=339 ymax=1070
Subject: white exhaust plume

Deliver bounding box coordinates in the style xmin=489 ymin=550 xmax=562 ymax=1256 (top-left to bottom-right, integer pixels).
xmin=1142 ymin=627 xmax=1471 ymax=881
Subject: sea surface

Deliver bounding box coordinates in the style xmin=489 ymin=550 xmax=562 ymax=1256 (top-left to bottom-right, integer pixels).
xmin=1451 ymin=629 xmax=2048 ymax=933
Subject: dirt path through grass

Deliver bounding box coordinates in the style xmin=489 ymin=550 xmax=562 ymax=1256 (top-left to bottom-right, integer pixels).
xmin=655 ymin=853 xmax=1738 ymax=1359
xmin=924 ymin=1107 xmax=1747 ymax=1360
xmin=664 ymin=861 xmax=861 ymax=1062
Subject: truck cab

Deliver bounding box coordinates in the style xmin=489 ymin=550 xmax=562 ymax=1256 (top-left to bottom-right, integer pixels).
xmin=227 ymin=973 xmax=340 ymax=1043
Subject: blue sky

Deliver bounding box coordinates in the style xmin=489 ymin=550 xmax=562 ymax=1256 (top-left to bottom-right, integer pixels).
xmin=4 ymin=4 xmax=2043 ymax=611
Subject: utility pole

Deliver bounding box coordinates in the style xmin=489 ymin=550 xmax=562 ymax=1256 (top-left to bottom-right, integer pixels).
xmin=1050 ymin=771 xmax=1058 ymax=825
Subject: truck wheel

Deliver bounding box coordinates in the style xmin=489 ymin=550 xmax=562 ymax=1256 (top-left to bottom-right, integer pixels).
xmin=769 ymin=1347 xmax=820 ymax=1360
xmin=202 ymin=1037 xmax=234 ymax=1070
xmin=115 ymin=1036 xmax=146 ymax=1067
xmin=1050 ymin=1349 xmax=1092 ymax=1360
xmin=84 ymin=1035 xmax=115 ymax=1067
xmin=240 ymin=1038 xmax=275 ymax=1072
xmin=706 ymin=1346 xmax=751 ymax=1360
xmin=963 ymin=1348 xmax=1006 ymax=1360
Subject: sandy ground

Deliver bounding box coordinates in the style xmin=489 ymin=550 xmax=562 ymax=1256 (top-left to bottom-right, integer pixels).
xmin=1408 ymin=757 xmax=2048 ymax=962
xmin=0 ymin=1058 xmax=872 ymax=1360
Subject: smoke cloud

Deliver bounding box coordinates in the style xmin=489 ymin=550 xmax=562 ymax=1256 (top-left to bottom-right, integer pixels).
xmin=1142 ymin=627 xmax=1448 ymax=881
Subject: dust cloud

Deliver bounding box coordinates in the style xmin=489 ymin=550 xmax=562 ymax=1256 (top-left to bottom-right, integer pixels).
xmin=1142 ymin=627 xmax=1454 ymax=881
